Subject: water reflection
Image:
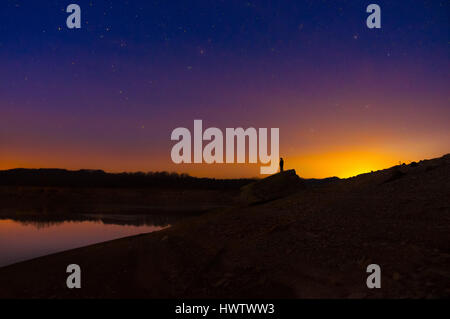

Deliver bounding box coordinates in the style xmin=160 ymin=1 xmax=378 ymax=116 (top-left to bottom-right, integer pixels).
xmin=0 ymin=213 xmax=184 ymax=267
xmin=0 ymin=213 xmax=182 ymax=229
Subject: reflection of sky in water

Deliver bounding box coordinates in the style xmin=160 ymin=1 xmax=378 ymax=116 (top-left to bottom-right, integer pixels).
xmin=0 ymin=218 xmax=168 ymax=267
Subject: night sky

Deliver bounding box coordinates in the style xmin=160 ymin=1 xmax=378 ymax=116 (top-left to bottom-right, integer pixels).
xmin=0 ymin=0 xmax=448 ymax=178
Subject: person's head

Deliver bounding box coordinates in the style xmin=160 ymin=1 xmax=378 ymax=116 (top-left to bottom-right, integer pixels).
xmin=280 ymin=157 xmax=283 ymax=161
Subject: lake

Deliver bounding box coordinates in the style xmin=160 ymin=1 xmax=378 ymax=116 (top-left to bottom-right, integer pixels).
xmin=0 ymin=214 xmax=173 ymax=267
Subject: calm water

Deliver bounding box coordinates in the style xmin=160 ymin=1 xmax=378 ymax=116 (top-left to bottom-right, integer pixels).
xmin=0 ymin=215 xmax=171 ymax=267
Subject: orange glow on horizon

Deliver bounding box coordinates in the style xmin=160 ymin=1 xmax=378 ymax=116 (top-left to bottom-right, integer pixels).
xmin=288 ymin=150 xmax=400 ymax=179
xmin=2 ymin=148 xmax=448 ymax=180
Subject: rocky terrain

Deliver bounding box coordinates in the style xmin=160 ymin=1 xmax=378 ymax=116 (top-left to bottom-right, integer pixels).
xmin=0 ymin=154 xmax=449 ymax=298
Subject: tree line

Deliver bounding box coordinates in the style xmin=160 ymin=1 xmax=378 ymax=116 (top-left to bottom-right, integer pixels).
xmin=0 ymin=168 xmax=255 ymax=190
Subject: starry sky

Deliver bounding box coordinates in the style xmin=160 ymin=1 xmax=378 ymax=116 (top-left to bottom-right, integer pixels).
xmin=0 ymin=0 xmax=448 ymax=178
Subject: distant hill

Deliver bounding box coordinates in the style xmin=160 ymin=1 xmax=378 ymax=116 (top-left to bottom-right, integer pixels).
xmin=0 ymin=168 xmax=255 ymax=190
xmin=1 ymin=154 xmax=448 ymax=298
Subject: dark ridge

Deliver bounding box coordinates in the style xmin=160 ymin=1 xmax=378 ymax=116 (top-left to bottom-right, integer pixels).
xmin=300 ymin=176 xmax=340 ymax=186
xmin=0 ymin=168 xmax=255 ymax=190
xmin=382 ymin=168 xmax=407 ymax=184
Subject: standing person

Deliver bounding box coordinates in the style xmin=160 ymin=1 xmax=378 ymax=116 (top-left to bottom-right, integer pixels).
xmin=279 ymin=157 xmax=284 ymax=172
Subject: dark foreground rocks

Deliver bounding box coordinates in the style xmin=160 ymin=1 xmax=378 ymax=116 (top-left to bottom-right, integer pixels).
xmin=0 ymin=154 xmax=449 ymax=298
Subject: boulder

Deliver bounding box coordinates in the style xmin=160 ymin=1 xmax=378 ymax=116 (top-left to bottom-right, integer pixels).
xmin=240 ymin=169 xmax=304 ymax=204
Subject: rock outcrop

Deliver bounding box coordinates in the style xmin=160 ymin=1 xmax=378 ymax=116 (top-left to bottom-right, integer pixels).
xmin=240 ymin=169 xmax=304 ymax=204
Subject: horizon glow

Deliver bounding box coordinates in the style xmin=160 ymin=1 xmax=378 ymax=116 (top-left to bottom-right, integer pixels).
xmin=0 ymin=1 xmax=448 ymax=179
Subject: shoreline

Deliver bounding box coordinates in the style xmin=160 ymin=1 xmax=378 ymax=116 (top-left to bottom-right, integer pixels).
xmin=0 ymin=155 xmax=449 ymax=298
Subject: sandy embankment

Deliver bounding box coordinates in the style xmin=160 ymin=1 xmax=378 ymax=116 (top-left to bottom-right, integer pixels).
xmin=0 ymin=155 xmax=449 ymax=298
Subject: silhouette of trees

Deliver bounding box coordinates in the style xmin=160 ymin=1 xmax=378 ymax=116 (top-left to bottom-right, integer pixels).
xmin=0 ymin=169 xmax=254 ymax=190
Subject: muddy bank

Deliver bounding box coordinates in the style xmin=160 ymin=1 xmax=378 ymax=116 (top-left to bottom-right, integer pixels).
xmin=0 ymin=155 xmax=449 ymax=298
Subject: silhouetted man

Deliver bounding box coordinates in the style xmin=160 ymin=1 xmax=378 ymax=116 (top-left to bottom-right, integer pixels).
xmin=279 ymin=157 xmax=284 ymax=172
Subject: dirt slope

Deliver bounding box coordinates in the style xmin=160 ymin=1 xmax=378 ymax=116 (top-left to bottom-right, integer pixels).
xmin=0 ymin=155 xmax=449 ymax=298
